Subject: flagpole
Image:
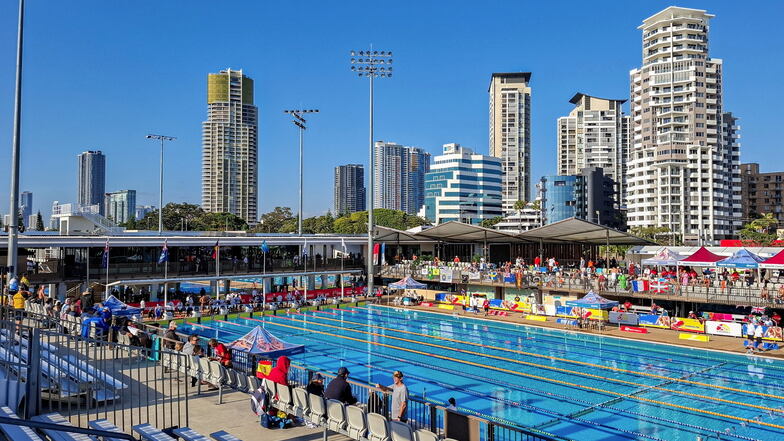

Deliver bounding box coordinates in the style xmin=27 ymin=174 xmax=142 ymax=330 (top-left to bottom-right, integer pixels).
xmin=303 ymin=240 xmax=308 ymax=300
xmin=216 ymin=242 xmax=220 ymax=298
xmin=105 ymin=238 xmax=109 ymax=301
xmin=86 ymin=246 xmax=90 ymax=292
xmin=164 ymin=243 xmax=168 ymax=311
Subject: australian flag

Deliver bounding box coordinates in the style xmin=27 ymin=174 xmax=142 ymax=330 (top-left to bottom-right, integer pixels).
xmin=158 ymin=240 xmax=169 ymax=264
xmin=261 ymin=240 xmax=270 ymax=254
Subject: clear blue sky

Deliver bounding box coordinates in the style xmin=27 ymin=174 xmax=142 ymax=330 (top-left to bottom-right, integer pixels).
xmin=0 ymin=0 xmax=781 ymax=220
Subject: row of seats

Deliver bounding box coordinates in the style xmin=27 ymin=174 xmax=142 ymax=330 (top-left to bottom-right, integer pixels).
xmin=0 ymin=406 xmax=242 ymax=441
xmin=262 ymin=378 xmax=457 ymax=441
xmin=159 ymin=351 xmax=261 ymax=402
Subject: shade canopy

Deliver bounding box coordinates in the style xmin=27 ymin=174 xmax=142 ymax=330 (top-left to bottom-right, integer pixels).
xmin=102 ymin=295 xmax=141 ymax=317
xmin=641 ymin=248 xmax=686 ymax=266
xmin=519 ymin=218 xmax=652 ymax=245
xmin=679 ymin=247 xmax=725 ymax=267
xmin=228 ymin=326 xmax=304 ymax=358
xmin=760 ymin=249 xmax=784 ymax=269
xmin=565 ymin=291 xmax=619 ymax=309
xmin=716 ymin=249 xmax=765 ymax=269
xmin=414 ymin=222 xmax=523 ymax=243
xmin=388 ymin=277 xmax=427 ymax=290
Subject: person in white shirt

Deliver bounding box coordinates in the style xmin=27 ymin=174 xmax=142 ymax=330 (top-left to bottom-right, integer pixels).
xmin=753 ymin=323 xmax=765 ymax=352
xmin=746 ymin=322 xmax=756 ymax=353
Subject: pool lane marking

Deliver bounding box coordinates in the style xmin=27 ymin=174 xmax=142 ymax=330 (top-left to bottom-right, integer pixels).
xmin=254 ymin=314 xmax=784 ymax=416
xmin=249 ymin=316 xmax=784 ymax=431
xmin=306 ymin=310 xmax=783 ymax=402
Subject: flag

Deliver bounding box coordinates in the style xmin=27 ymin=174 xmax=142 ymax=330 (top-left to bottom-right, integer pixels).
xmin=260 ymin=240 xmax=270 ymax=254
xmin=751 ymin=306 xmax=766 ymax=314
xmin=381 ymin=243 xmax=386 ymax=265
xmin=302 ymin=238 xmax=308 ymax=257
xmin=211 ymin=241 xmax=219 ymax=259
xmin=372 ymin=243 xmax=380 ymax=265
xmin=102 ymin=239 xmax=110 ymax=268
xmin=341 ymin=237 xmax=347 ymax=253
xmin=651 ymin=278 xmax=668 ymax=293
xmin=158 ymin=240 xmax=169 ymax=264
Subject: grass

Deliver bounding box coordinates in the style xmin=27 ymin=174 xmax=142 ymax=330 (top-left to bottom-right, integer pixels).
xmin=157 ymin=301 xmax=369 ymax=326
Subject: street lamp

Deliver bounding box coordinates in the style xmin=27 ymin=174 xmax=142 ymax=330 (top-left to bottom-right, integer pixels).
xmin=145 ymin=134 xmax=176 ymax=234
xmin=283 ymin=109 xmax=319 ymax=236
xmin=350 ymin=48 xmax=393 ymax=298
xmin=5 ymin=0 xmax=24 ymax=284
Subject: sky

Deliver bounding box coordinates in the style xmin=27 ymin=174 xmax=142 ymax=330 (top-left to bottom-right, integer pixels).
xmin=0 ymin=0 xmax=782 ymax=221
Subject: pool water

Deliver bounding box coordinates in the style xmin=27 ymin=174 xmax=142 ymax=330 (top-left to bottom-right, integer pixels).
xmin=180 ymin=305 xmax=784 ymax=440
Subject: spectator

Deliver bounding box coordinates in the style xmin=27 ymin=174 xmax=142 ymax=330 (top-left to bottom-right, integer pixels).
xmin=324 ymin=367 xmax=357 ymax=405
xmin=208 ymin=338 xmax=232 ymax=367
xmin=376 ymin=370 xmax=409 ymax=422
xmin=266 ymin=356 xmax=290 ymax=387
xmin=163 ymin=322 xmax=180 ymax=350
xmin=306 ymin=373 xmax=325 ymax=396
xmin=446 ymin=397 xmax=457 ymax=411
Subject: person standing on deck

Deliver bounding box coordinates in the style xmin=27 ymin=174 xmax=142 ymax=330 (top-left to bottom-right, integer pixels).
xmin=376 ymin=371 xmax=408 ymax=422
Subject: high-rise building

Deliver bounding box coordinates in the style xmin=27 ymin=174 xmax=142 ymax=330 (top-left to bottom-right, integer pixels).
xmin=557 ymin=94 xmax=631 ymax=202
xmin=423 ymin=143 xmax=503 ymax=225
xmin=740 ymin=163 xmax=784 ymax=224
xmin=202 ymin=69 xmax=258 ymax=223
xmin=77 ymin=150 xmax=106 ymax=214
xmin=334 ymin=164 xmax=366 ymax=215
xmin=627 ymin=6 xmax=741 ymax=244
xmin=135 ymin=205 xmax=155 ymax=221
xmin=373 ymin=141 xmax=430 ymax=214
xmin=20 ymin=191 xmax=32 ymax=228
xmin=489 ymin=72 xmax=532 ymax=211
xmin=540 ymin=167 xmax=623 ymax=229
xmin=104 ymin=190 xmax=137 ymax=224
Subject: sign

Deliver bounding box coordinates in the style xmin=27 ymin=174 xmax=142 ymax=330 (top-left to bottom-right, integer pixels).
xmin=705 ymin=321 xmax=743 ymax=338
xmin=525 ymin=315 xmax=547 ymax=322
xmin=467 ymin=271 xmax=480 ymax=280
xmin=556 ymin=306 xmax=578 ymax=318
xmin=671 ymin=317 xmax=705 ymax=333
xmin=609 ymin=311 xmax=640 ymax=326
xmin=440 ymin=270 xmax=453 ymax=283
xmin=742 ymin=324 xmax=784 ymax=341
xmin=651 ymin=278 xmax=669 ymax=293
xmin=679 ymin=333 xmax=709 ymax=342
xmin=421 ymin=302 xmax=433 ymax=307
xmin=556 ymin=318 xmax=578 ymax=326
xmin=639 ymin=314 xmax=672 ymax=328
xmin=437 ymin=304 xmax=454 ymax=310
xmin=621 ymin=326 xmax=648 ymax=334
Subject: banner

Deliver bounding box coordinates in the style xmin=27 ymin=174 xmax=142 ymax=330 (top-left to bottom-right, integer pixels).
xmin=503 ymin=273 xmax=516 ymax=284
xmin=670 ymin=317 xmax=705 ymax=333
xmin=632 ymin=280 xmax=650 ymax=292
xmin=707 ymin=312 xmax=734 ymax=322
xmin=467 ymin=271 xmax=480 ymax=280
xmin=679 ymin=333 xmax=709 ymax=342
xmin=639 ymin=314 xmax=672 ymax=328
xmin=742 ymin=324 xmax=784 ymax=341
xmin=525 ymin=315 xmax=547 ymax=322
xmin=440 ymin=270 xmax=453 ymax=283
xmin=609 ymin=311 xmax=640 ymax=326
xmin=705 ymin=321 xmax=743 ymax=338
xmin=621 ymin=326 xmax=648 ymax=334
xmin=556 ymin=306 xmax=578 ymax=318
xmin=434 ymin=293 xmax=448 ymax=303
xmin=489 ymin=299 xmax=530 ymax=312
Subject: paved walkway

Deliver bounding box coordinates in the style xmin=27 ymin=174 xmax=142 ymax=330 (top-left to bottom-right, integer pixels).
xmin=393 ymin=303 xmax=784 ymax=360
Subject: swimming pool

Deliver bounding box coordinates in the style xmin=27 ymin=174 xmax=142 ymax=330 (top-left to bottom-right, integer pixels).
xmin=180 ymin=305 xmax=784 ymax=440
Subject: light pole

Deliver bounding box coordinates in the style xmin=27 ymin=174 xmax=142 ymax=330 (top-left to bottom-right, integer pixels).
xmin=146 ymin=134 xmax=176 ymax=235
xmin=6 ymin=0 xmax=24 ymax=284
xmin=350 ymin=48 xmax=392 ymax=298
xmin=283 ymin=109 xmax=319 ymax=236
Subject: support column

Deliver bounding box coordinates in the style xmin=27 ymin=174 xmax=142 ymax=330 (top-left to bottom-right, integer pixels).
xmin=223 ymin=279 xmax=231 ymax=296
xmin=47 ymin=283 xmax=56 ymax=299
xmin=56 ymin=282 xmax=67 ymax=301
xmin=150 ymin=284 xmax=161 ymax=301
xmin=210 ymin=280 xmax=219 ymax=297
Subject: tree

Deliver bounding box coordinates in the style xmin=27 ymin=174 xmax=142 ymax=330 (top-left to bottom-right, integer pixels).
xmin=135 ymin=202 xmax=206 ymax=231
xmin=331 ymin=209 xmax=429 ymax=234
xmin=738 ymin=213 xmax=779 ymax=246
xmin=513 ymin=200 xmax=528 ymax=211
xmin=530 ymin=200 xmax=541 ymax=211
xmin=197 ymin=212 xmax=248 ymax=231
xmin=480 ymin=216 xmax=504 ymax=228
xmin=35 ymin=211 xmax=44 ymax=231
xmin=629 ymin=226 xmax=673 ymax=246
xmin=254 ymin=207 xmax=295 ymax=233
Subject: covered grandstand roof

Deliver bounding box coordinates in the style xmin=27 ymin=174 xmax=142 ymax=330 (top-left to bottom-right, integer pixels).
xmin=518 ymin=218 xmax=653 ymax=245
xmin=411 ymin=222 xmax=527 ymax=243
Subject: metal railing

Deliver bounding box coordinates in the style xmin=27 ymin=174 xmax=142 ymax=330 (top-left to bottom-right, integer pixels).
xmin=285 ymin=364 xmax=562 ymax=441
xmin=0 ymin=415 xmax=137 ymax=441
xmin=0 ymin=306 xmax=189 ymax=436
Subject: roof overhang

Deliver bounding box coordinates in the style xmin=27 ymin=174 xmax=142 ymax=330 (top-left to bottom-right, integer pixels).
xmin=519 ymin=218 xmax=653 ymax=245
xmin=412 ymin=221 xmax=528 ymax=243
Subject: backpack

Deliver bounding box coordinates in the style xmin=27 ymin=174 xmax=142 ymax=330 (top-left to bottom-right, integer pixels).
xmin=250 ymin=387 xmax=269 ymax=416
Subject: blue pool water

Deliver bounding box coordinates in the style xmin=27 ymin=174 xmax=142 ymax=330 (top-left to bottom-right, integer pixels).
xmin=180 ymin=305 xmax=784 ymax=440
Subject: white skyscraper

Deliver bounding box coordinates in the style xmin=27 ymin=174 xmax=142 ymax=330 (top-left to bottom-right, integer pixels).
xmin=627 ymin=6 xmax=741 ymax=243
xmin=373 ymin=141 xmax=430 ymax=214
xmin=202 ymin=69 xmax=258 ymax=223
xmin=557 ymin=94 xmax=631 ymax=203
xmin=489 ymin=72 xmax=532 ymax=212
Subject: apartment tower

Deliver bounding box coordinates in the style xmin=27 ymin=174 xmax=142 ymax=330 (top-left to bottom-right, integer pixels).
xmin=627 ymin=7 xmax=741 ymax=244
xmin=104 ymin=190 xmax=137 ymax=224
xmin=557 ymin=93 xmax=630 ymax=202
xmin=334 ymin=164 xmax=366 ymax=215
xmin=202 ymin=69 xmax=258 ymax=223
xmin=77 ymin=150 xmax=106 ymax=214
xmin=373 ymin=141 xmax=430 ymax=214
xmin=489 ymin=72 xmax=532 ymax=212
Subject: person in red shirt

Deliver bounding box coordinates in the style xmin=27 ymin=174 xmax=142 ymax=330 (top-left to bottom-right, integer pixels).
xmin=208 ymin=339 xmax=232 ymax=367
xmin=266 ymin=356 xmax=291 ymax=387
xmin=453 ymin=256 xmax=460 ymax=263
xmin=623 ymin=300 xmax=632 ymax=311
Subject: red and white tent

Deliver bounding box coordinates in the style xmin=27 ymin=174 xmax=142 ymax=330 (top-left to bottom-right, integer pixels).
xmin=760 ymin=249 xmax=784 ymax=269
xmin=678 ymin=247 xmax=725 ymax=267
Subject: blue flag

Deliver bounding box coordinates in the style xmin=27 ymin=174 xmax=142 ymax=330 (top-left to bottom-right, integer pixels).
xmin=261 ymin=240 xmax=270 ymax=254
xmin=158 ymin=240 xmax=169 ymax=264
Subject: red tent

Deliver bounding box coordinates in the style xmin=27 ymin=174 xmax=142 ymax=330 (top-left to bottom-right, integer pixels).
xmin=760 ymin=249 xmax=784 ymax=268
xmin=679 ymin=247 xmax=725 ymax=267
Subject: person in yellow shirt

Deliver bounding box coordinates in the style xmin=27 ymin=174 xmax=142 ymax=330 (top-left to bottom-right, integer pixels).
xmin=13 ymin=291 xmax=25 ymax=309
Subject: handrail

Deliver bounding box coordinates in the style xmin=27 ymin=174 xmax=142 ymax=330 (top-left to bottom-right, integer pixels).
xmin=0 ymin=416 xmax=137 ymax=441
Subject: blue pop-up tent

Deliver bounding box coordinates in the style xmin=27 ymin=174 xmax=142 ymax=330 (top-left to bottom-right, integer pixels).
xmin=565 ymin=291 xmax=619 ymax=310
xmin=228 ymin=326 xmax=304 ymax=358
xmin=388 ymin=277 xmax=426 ymax=290
xmin=102 ymin=295 xmax=142 ymax=317
xmin=716 ymin=249 xmax=765 ymax=269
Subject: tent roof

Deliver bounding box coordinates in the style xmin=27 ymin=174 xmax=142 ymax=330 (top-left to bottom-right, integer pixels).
xmin=760 ymin=249 xmax=784 ymax=268
xmin=228 ymin=326 xmax=304 ymax=356
xmin=413 ymin=221 xmax=526 ymax=243
xmin=373 ymin=226 xmax=425 ymax=243
xmin=388 ymin=277 xmax=427 ymax=290
xmin=716 ymin=248 xmax=765 ymax=268
xmin=565 ymin=291 xmax=619 ymax=309
xmin=680 ymin=246 xmax=725 ymax=264
xmin=519 ymin=218 xmax=652 ymax=245
xmin=641 ymin=248 xmax=686 ymax=266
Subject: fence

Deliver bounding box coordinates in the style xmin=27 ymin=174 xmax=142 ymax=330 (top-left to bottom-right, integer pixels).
xmin=0 ymin=306 xmax=190 ymax=436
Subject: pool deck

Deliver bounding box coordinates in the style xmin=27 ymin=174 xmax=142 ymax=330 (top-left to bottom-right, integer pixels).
xmin=389 ymin=303 xmax=784 ymax=360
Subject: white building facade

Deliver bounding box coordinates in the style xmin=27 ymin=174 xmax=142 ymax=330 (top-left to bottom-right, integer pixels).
xmin=423 ymin=143 xmax=503 ymax=225
xmin=626 ymin=6 xmax=741 ymax=244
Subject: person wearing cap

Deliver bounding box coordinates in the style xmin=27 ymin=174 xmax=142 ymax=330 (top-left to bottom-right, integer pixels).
xmin=163 ymin=321 xmax=180 ymax=350
xmin=306 ymin=373 xmax=325 ymax=396
xmin=376 ymin=371 xmax=409 ymax=422
xmin=324 ymin=367 xmax=357 ymax=405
